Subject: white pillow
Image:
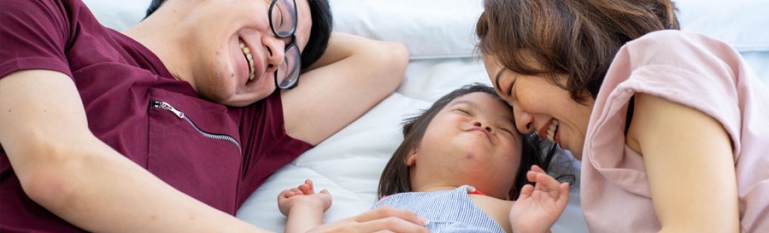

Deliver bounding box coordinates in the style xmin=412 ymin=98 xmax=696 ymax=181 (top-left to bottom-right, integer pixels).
xmin=82 ymin=0 xmax=150 ymax=32
xmin=331 ymin=0 xmax=769 ymax=58
xmin=676 ymin=0 xmax=769 ymax=52
xmin=84 ymin=0 xmax=769 ymax=56
xmin=330 ymin=0 xmax=483 ymax=60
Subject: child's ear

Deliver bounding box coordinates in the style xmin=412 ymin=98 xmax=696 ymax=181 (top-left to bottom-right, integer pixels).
xmin=404 ymin=148 xmax=418 ymax=166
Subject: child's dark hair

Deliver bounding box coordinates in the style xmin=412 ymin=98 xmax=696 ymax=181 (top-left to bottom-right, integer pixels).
xmin=377 ymin=83 xmax=570 ymax=200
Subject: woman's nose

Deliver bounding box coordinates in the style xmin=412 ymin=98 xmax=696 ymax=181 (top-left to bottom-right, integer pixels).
xmin=514 ymin=109 xmax=534 ymax=134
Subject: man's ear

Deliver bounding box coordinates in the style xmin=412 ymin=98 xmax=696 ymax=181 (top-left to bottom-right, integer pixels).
xmin=404 ymin=148 xmax=417 ymax=166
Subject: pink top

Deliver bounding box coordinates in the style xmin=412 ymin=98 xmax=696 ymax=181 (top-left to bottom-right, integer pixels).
xmin=581 ymin=30 xmax=769 ymax=232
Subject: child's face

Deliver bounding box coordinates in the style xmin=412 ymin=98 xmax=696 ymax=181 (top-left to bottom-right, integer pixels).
xmin=408 ymin=92 xmax=523 ymax=200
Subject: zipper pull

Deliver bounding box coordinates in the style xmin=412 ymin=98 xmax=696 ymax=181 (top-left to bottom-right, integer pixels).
xmin=151 ymin=101 xmax=185 ymax=118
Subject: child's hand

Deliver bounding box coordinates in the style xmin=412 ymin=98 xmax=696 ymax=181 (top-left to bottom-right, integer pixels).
xmin=510 ymin=165 xmax=569 ymax=233
xmin=278 ymin=179 xmax=333 ymax=217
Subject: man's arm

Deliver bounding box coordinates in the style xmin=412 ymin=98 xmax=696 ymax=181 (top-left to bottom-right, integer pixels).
xmin=282 ymin=32 xmax=409 ymax=145
xmin=1 ymin=70 xmax=428 ymax=233
xmin=0 ymin=70 xmax=269 ymax=233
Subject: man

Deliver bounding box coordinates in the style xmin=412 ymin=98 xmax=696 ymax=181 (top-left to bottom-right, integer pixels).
xmin=0 ymin=0 xmax=427 ymax=231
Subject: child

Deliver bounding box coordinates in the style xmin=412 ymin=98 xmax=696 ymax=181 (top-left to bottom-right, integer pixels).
xmin=278 ymin=83 xmax=571 ymax=233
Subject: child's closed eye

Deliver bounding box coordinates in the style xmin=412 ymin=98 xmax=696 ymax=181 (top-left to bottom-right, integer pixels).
xmin=455 ymin=108 xmax=472 ymax=115
xmin=498 ymin=126 xmax=515 ymax=135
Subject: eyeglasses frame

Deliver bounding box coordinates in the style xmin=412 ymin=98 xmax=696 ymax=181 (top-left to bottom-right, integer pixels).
xmin=268 ymin=0 xmax=300 ymax=89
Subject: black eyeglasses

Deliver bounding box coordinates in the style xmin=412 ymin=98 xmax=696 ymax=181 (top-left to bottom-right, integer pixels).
xmin=269 ymin=0 xmax=300 ymax=89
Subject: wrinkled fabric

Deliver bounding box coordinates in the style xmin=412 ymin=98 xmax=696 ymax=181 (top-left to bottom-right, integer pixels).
xmin=0 ymin=0 xmax=312 ymax=231
xmin=373 ymin=185 xmax=506 ymax=233
xmin=580 ymin=30 xmax=769 ymax=233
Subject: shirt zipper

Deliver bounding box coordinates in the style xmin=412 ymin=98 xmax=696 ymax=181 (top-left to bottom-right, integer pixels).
xmin=151 ymin=101 xmax=242 ymax=153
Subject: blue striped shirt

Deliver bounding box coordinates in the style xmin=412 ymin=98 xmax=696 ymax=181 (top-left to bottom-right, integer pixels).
xmin=372 ymin=185 xmax=506 ymax=233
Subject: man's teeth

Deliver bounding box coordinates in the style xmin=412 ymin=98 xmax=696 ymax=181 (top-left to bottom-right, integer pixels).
xmin=240 ymin=42 xmax=255 ymax=81
xmin=547 ymin=119 xmax=559 ymax=142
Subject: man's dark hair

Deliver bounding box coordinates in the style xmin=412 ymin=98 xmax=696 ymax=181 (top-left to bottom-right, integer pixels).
xmin=377 ymin=83 xmax=570 ymax=200
xmin=145 ymin=0 xmax=332 ymax=69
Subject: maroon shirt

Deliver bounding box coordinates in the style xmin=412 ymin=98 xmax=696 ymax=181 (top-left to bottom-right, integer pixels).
xmin=0 ymin=0 xmax=313 ymax=231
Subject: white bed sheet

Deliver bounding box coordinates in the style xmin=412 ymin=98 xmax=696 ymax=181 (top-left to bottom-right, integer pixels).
xmin=77 ymin=0 xmax=769 ymax=232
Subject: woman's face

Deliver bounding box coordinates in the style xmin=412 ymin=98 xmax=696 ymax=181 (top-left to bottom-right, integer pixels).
xmin=483 ymin=54 xmax=594 ymax=159
xmin=408 ymin=92 xmax=522 ymax=200
xmin=185 ymin=0 xmax=312 ymax=106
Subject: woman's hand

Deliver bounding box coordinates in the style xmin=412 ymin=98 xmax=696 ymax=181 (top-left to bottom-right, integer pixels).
xmin=509 ymin=165 xmax=569 ymax=233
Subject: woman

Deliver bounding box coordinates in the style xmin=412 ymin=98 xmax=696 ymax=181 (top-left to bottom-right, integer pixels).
xmin=475 ymin=0 xmax=769 ymax=232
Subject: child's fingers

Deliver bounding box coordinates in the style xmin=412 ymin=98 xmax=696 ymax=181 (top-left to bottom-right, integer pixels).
xmin=299 ymin=183 xmax=313 ymax=194
xmin=530 ymin=165 xmax=546 ymax=174
xmin=320 ymin=189 xmax=330 ymax=195
xmin=526 ymin=170 xmax=538 ymax=182
xmin=290 ymin=187 xmax=304 ymax=195
xmin=556 ymin=182 xmax=570 ymax=207
xmin=535 ymin=173 xmax=565 ymax=199
xmin=517 ymin=184 xmax=534 ymax=200
xmin=280 ymin=189 xmax=297 ymax=198
xmin=525 ymin=165 xmax=548 ymax=182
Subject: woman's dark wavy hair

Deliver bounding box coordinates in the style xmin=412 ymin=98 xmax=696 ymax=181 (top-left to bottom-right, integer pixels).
xmin=476 ymin=0 xmax=678 ymax=102
xmin=377 ymin=83 xmax=569 ymax=200
xmin=145 ymin=0 xmax=332 ymax=70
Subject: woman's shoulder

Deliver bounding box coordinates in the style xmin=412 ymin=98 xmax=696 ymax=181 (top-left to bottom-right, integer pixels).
xmin=620 ymin=30 xmax=740 ymax=63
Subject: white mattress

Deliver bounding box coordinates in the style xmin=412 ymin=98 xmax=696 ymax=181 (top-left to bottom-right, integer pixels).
xmin=78 ymin=0 xmax=769 ymax=232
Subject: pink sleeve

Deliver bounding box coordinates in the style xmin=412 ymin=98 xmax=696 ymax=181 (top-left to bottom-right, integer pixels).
xmin=582 ymin=30 xmax=769 ymax=232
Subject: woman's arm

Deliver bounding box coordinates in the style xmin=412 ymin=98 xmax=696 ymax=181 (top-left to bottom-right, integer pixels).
xmin=281 ymin=32 xmax=409 ymax=145
xmin=0 ymin=70 xmax=269 ymax=232
xmin=627 ymin=93 xmax=739 ymax=233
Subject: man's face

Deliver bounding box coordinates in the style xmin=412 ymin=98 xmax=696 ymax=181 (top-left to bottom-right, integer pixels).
xmin=186 ymin=0 xmax=312 ymax=107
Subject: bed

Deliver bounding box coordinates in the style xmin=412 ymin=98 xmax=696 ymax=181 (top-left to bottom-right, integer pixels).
xmin=83 ymin=0 xmax=769 ymax=232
